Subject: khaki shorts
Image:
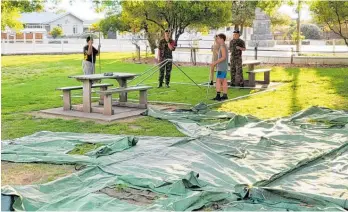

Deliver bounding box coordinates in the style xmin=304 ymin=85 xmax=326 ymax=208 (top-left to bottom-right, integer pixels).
xmin=82 ymin=60 xmax=95 ymax=75
xmin=212 ymin=54 xmax=218 ymax=63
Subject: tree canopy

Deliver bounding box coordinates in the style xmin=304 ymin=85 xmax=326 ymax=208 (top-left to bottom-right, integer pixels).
xmin=1 ymin=0 xmax=44 ymax=31
xmin=309 ymin=1 xmax=348 ymax=46
xmin=119 ymin=1 xmax=231 ymax=43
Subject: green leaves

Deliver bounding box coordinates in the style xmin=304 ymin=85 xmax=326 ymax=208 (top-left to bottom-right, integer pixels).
xmin=50 ymin=26 xmax=63 ymax=39
xmin=1 ymin=0 xmax=44 ymax=31
xmin=309 ymin=1 xmax=348 ymax=46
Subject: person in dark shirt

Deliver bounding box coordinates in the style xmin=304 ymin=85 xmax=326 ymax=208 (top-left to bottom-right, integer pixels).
xmin=82 ymin=36 xmax=100 ymax=75
xmin=158 ymin=29 xmax=176 ymax=88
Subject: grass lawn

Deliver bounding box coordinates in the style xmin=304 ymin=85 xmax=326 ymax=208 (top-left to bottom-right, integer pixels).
xmin=1 ymin=53 xmax=253 ymax=140
xmin=2 ymin=52 xmax=348 ymax=186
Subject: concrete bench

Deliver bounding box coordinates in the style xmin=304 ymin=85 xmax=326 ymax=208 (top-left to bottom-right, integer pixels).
xmin=56 ymin=83 xmax=113 ymax=110
xmin=247 ymin=69 xmax=271 ymax=87
xmin=97 ymin=86 xmax=152 ymax=115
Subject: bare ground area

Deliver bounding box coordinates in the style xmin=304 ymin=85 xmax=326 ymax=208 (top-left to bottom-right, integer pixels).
xmin=1 ymin=162 xmax=75 ymax=186
xmin=99 ymin=186 xmax=165 ymax=206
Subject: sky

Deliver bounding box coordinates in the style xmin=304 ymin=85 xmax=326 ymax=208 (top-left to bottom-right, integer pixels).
xmin=44 ymin=0 xmax=311 ymax=21
xmin=45 ymin=0 xmax=106 ymax=21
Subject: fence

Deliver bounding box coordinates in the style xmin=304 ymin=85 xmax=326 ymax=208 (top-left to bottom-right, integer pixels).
xmin=1 ymin=38 xmax=348 ymax=65
xmin=169 ymin=47 xmax=348 ymax=65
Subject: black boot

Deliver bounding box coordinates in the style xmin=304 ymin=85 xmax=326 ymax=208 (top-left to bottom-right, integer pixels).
xmin=209 ymin=81 xmax=214 ymax=86
xmin=157 ymin=83 xmax=163 ymax=88
xmin=220 ymin=94 xmax=228 ymax=101
xmin=211 ymin=92 xmax=221 ymax=101
xmin=166 ymin=84 xmax=170 ymax=88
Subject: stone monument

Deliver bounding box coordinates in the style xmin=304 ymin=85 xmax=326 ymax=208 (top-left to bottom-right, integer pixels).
xmin=248 ymin=8 xmax=275 ymax=47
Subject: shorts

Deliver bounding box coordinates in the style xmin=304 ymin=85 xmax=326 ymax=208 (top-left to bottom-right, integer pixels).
xmin=216 ymin=71 xmax=227 ymax=79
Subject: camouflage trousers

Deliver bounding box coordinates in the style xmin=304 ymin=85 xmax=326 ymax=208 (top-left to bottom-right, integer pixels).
xmin=230 ymin=58 xmax=244 ymax=86
xmin=159 ymin=60 xmax=172 ymax=85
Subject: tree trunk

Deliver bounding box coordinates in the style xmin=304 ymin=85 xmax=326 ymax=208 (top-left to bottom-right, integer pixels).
xmin=143 ymin=22 xmax=157 ymax=54
xmin=175 ymin=33 xmax=180 ymax=46
xmin=296 ymin=0 xmax=301 ymax=53
xmin=234 ymin=24 xmax=240 ymax=31
xmin=146 ymin=33 xmax=157 ymax=54
xmin=240 ymin=25 xmax=244 ymax=36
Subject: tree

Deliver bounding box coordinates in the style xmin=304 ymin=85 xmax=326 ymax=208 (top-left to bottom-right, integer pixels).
xmin=120 ymin=1 xmax=231 ymax=45
xmin=270 ymin=13 xmax=291 ymax=28
xmin=230 ymin=0 xmax=286 ymax=35
xmin=1 ymin=0 xmax=44 ymax=31
xmin=309 ymin=1 xmax=348 ymax=46
xmin=231 ymin=0 xmax=258 ymax=34
xmin=119 ymin=9 xmax=162 ymax=54
xmin=99 ymin=15 xmax=130 ymax=37
xmin=300 ymin=24 xmax=322 ymax=39
xmin=270 ymin=13 xmax=292 ymax=40
xmin=50 ymin=27 xmax=63 ymax=38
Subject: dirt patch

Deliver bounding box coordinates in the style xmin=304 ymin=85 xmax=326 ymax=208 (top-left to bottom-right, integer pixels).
xmin=99 ymin=186 xmax=165 ymax=206
xmin=1 ymin=162 xmax=75 ymax=186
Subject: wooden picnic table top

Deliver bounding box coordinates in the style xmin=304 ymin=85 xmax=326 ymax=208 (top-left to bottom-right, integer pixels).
xmin=69 ymin=72 xmax=138 ymax=80
xmin=242 ymin=60 xmax=261 ymax=65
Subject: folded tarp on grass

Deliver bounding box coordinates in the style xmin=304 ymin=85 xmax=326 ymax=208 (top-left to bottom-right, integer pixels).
xmin=2 ymin=106 xmax=347 ymax=211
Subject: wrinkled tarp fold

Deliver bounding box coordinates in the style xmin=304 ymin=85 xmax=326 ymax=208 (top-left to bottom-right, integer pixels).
xmin=1 ymin=106 xmax=347 ymax=211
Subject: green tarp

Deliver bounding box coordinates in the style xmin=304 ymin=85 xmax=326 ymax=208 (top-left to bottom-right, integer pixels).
xmin=1 ymin=106 xmax=347 ymax=211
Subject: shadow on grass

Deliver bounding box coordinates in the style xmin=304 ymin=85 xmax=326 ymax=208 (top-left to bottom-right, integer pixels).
xmin=290 ymin=69 xmax=301 ymax=114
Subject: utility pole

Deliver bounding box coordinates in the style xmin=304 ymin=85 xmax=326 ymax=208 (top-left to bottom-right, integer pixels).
xmin=296 ymin=0 xmax=301 ymax=54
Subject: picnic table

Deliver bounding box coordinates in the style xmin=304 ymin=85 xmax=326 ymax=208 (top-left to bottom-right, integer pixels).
xmin=229 ymin=60 xmax=271 ymax=87
xmin=69 ymin=72 xmax=137 ymax=113
xmin=242 ymin=60 xmax=261 ymax=72
xmin=242 ymin=60 xmax=271 ymax=87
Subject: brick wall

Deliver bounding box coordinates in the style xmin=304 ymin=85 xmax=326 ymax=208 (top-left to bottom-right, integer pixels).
xmin=1 ymin=32 xmax=43 ymax=39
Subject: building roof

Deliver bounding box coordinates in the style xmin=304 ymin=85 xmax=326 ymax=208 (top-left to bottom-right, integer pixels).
xmin=19 ymin=12 xmax=84 ymax=24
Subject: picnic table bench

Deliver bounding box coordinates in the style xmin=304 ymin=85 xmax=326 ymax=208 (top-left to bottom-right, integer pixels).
xmin=97 ymin=86 xmax=153 ymax=115
xmin=229 ymin=60 xmax=271 ymax=87
xmin=56 ymin=83 xmax=113 ymax=110
xmin=247 ymin=68 xmax=271 ymax=87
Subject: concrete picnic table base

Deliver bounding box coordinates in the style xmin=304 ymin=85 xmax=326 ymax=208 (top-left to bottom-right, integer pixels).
xmin=80 ymin=78 xmax=129 ymax=113
xmin=40 ymin=104 xmax=147 ymax=122
xmin=229 ymin=60 xmax=268 ymax=87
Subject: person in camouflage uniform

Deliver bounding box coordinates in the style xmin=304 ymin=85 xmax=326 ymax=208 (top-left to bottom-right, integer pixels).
xmin=158 ymin=30 xmax=176 ymax=88
xmin=229 ymin=30 xmax=246 ymax=87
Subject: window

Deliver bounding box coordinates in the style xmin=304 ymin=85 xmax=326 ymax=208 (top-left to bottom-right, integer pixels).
xmin=73 ymin=25 xmax=77 ymax=34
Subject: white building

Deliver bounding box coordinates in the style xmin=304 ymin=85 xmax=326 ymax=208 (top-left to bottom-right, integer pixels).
xmin=19 ymin=12 xmax=85 ymax=36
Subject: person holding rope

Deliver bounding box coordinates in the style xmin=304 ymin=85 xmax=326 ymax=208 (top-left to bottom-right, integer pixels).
xmin=158 ymin=30 xmax=176 ymax=88
xmin=211 ymin=33 xmax=228 ymax=101
xmin=83 ymin=36 xmax=100 ymax=75
xmin=210 ymin=35 xmax=219 ymax=86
